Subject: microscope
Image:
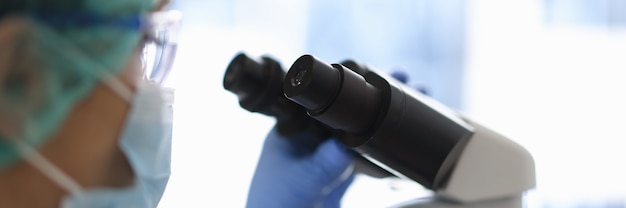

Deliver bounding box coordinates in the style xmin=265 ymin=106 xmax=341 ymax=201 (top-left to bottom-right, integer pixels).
xmin=223 ymin=52 xmax=536 ymax=208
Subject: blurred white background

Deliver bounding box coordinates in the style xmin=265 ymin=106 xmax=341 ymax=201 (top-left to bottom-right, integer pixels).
xmin=157 ymin=0 xmax=626 ymax=207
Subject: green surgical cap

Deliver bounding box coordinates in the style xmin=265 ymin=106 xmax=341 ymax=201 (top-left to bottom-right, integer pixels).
xmin=0 ymin=0 xmax=159 ymax=169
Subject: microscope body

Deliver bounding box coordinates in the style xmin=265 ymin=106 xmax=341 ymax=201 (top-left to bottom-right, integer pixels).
xmin=390 ymin=118 xmax=535 ymax=208
xmin=224 ymin=53 xmax=536 ymax=208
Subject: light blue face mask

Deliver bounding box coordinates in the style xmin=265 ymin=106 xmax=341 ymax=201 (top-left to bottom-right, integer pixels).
xmin=14 ymin=78 xmax=174 ymax=208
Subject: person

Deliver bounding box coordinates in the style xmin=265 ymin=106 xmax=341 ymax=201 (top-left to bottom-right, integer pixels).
xmin=0 ymin=0 xmax=357 ymax=207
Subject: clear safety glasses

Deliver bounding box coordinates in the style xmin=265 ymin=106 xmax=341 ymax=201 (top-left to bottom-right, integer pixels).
xmin=141 ymin=10 xmax=182 ymax=86
xmin=32 ymin=9 xmax=182 ymax=86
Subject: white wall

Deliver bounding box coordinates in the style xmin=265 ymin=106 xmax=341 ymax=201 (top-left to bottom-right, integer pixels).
xmin=157 ymin=1 xmax=310 ymax=207
xmin=463 ymin=0 xmax=626 ymax=205
xmin=157 ymin=0 xmax=626 ymax=207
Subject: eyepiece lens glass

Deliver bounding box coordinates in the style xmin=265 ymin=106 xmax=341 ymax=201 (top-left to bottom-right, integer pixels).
xmin=291 ymin=69 xmax=307 ymax=87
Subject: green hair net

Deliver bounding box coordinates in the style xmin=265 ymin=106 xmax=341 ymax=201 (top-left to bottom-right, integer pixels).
xmin=0 ymin=0 xmax=159 ymax=169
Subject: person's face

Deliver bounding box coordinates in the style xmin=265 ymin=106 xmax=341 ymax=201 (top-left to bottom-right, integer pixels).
xmin=0 ymin=0 xmax=180 ymax=204
xmin=0 ymin=16 xmax=146 ymax=207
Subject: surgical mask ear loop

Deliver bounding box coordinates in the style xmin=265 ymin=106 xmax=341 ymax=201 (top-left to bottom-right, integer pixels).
xmin=11 ymin=72 xmax=138 ymax=208
xmin=12 ymin=121 xmax=84 ymax=197
xmin=99 ymin=71 xmax=134 ymax=102
xmin=10 ymin=71 xmax=135 ymax=203
xmin=2 ymin=99 xmax=85 ymax=196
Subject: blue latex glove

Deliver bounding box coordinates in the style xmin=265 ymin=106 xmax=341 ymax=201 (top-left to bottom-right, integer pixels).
xmin=246 ymin=126 xmax=355 ymax=208
xmin=246 ymin=70 xmax=423 ymax=208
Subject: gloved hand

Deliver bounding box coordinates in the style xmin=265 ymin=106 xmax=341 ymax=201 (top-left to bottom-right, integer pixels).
xmin=246 ymin=126 xmax=355 ymax=208
xmin=246 ymin=69 xmax=425 ymax=208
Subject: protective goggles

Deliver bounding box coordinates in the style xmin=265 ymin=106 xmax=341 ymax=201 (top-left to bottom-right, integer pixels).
xmin=32 ymin=10 xmax=182 ymax=86
xmin=141 ymin=10 xmax=182 ymax=86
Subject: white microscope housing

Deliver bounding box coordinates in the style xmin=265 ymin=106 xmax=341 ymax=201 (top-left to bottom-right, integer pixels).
xmin=392 ymin=118 xmax=536 ymax=208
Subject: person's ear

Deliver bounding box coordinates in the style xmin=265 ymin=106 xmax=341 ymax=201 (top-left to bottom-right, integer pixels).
xmin=0 ymin=17 xmax=22 ymax=78
xmin=0 ymin=18 xmax=22 ymax=140
xmin=0 ymin=17 xmax=40 ymax=141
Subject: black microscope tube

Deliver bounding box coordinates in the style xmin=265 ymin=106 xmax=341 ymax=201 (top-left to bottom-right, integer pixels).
xmin=223 ymin=53 xmax=324 ymax=137
xmin=284 ymin=55 xmax=383 ymax=134
xmin=284 ymin=55 xmax=475 ymax=190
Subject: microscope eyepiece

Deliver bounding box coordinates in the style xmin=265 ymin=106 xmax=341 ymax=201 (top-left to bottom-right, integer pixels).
xmin=283 ymin=55 xmax=342 ymax=112
xmin=282 ymin=54 xmax=476 ymax=189
xmin=284 ymin=55 xmax=383 ymax=135
xmin=223 ymin=53 xmax=266 ymax=99
xmin=225 ymin=53 xmax=396 ymax=179
xmin=223 ymin=52 xmax=294 ymax=122
xmin=290 ymin=68 xmax=306 ymax=87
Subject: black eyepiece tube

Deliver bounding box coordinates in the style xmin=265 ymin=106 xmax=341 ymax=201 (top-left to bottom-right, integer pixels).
xmin=283 ymin=54 xmax=475 ymax=190
xmin=223 ymin=53 xmax=322 ymax=137
xmin=284 ymin=55 xmax=383 ymax=134
xmin=223 ymin=53 xmax=284 ymax=114
xmin=223 ymin=53 xmax=264 ymax=98
xmin=224 ymin=53 xmax=396 ymax=179
xmin=283 ymin=55 xmax=341 ymax=111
